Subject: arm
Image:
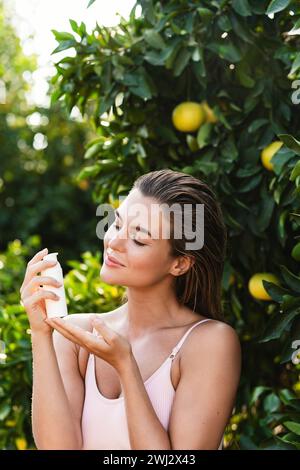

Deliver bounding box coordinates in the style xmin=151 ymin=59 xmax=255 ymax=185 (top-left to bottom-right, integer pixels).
xmin=168 ymin=321 xmax=241 ymax=449
xmin=119 ymin=321 xmax=241 ymax=450
xmin=31 ymin=314 xmax=88 ymax=450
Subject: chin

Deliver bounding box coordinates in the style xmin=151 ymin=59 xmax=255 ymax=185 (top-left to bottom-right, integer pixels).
xmin=100 ymin=266 xmax=123 ymax=284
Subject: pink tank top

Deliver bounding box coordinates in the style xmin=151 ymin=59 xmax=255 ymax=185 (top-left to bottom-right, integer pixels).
xmin=81 ymin=318 xmax=223 ymax=450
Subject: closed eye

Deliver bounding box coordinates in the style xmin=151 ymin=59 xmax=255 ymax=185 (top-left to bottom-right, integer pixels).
xmin=113 ymin=222 xmax=146 ymax=246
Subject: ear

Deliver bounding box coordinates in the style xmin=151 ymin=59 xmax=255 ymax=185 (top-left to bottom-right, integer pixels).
xmin=170 ymin=255 xmax=195 ymax=277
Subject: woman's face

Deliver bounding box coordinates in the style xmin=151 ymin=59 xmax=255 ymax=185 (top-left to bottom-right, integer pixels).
xmin=100 ymin=189 xmax=177 ymax=287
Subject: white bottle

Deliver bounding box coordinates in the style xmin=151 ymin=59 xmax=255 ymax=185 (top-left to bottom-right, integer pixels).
xmin=41 ymin=252 xmax=68 ymax=319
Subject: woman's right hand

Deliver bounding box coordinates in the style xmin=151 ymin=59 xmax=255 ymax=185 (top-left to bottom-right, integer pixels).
xmin=20 ymin=248 xmax=62 ymax=336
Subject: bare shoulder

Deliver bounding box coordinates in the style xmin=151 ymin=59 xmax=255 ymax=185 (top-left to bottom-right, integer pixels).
xmin=181 ymin=319 xmax=241 ymax=373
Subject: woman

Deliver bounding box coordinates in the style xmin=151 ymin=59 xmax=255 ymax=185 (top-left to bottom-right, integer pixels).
xmin=20 ymin=169 xmax=241 ymax=450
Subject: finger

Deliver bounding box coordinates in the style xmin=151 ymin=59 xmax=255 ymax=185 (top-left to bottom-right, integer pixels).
xmin=28 ymin=248 xmax=49 ymax=267
xmin=46 ymin=320 xmax=85 ymax=347
xmin=92 ymin=318 xmax=116 ymax=344
xmin=20 ymin=259 xmax=58 ymax=296
xmin=22 ymin=275 xmax=62 ymax=299
xmin=50 ymin=318 xmax=99 ymax=344
xmin=20 ymin=248 xmax=48 ymax=292
xmin=23 ymin=289 xmax=59 ymax=308
xmin=49 ymin=318 xmax=109 ymax=350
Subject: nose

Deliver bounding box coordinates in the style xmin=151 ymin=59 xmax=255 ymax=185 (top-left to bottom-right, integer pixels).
xmin=105 ymin=225 xmax=127 ymax=252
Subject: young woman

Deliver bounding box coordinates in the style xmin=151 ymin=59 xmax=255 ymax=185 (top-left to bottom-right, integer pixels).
xmin=20 ymin=169 xmax=241 ymax=450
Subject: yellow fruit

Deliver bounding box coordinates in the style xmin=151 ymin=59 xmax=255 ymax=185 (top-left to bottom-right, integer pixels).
xmin=260 ymin=141 xmax=283 ymax=171
xmin=172 ymin=102 xmax=205 ymax=132
xmin=248 ymin=273 xmax=280 ymax=301
xmin=78 ymin=179 xmax=89 ymax=191
xmin=15 ymin=437 xmax=27 ymax=450
xmin=5 ymin=419 xmax=16 ymax=427
xmin=201 ymin=101 xmax=218 ymax=123
xmin=109 ymin=194 xmax=120 ymax=209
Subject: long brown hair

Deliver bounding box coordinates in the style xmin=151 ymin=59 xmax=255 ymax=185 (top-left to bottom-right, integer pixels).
xmin=122 ymin=169 xmax=227 ymax=321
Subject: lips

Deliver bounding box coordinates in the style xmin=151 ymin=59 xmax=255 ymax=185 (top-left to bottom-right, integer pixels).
xmin=106 ymin=254 xmax=125 ymax=267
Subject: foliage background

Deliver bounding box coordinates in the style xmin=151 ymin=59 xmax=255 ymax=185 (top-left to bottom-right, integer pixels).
xmin=1 ymin=0 xmax=300 ymax=450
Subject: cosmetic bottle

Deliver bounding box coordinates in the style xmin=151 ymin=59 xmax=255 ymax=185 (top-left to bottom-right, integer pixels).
xmin=41 ymin=252 xmax=68 ymax=319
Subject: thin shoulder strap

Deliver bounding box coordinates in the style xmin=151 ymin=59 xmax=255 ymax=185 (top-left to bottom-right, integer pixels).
xmin=170 ymin=319 xmax=212 ymax=359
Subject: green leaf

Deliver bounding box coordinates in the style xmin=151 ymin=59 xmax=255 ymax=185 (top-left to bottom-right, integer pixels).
xmin=278 ymin=388 xmax=297 ymax=404
xmin=280 ymin=265 xmax=300 ymax=293
xmin=232 ymin=0 xmax=252 ymax=16
xmin=290 ymin=52 xmax=300 ymax=74
xmin=250 ymin=386 xmax=272 ymax=406
xmin=287 ymin=19 xmax=300 ymax=36
xmin=0 ymin=403 xmax=11 ymax=420
xmin=282 ymin=294 xmax=300 ymax=311
xmin=262 ymin=281 xmax=289 ymax=302
xmin=278 ymin=134 xmax=300 ymax=156
xmin=209 ymin=42 xmax=242 ymax=63
xmin=263 ymin=393 xmax=281 ymax=413
xmin=266 ymin=0 xmax=291 ymax=15
xmin=236 ymin=63 xmax=255 ymax=88
xmin=197 ymin=7 xmax=214 ymax=22
xmin=84 ymin=142 xmax=103 ymax=160
xmin=259 ymin=309 xmax=300 ymax=342
xmin=290 ymin=160 xmax=300 ymax=181
xmin=144 ymin=29 xmax=166 ymax=50
xmin=193 ymin=161 xmax=218 ymax=176
xmin=283 ymin=421 xmax=300 ymax=436
xmin=87 ymin=0 xmax=96 ymax=7
xmin=51 ymin=40 xmax=77 ymax=54
xmin=217 ymin=15 xmax=232 ymax=32
xmin=77 ymin=165 xmax=100 ymax=181
xmin=237 ymin=174 xmax=263 ymax=193
xmin=248 ymin=119 xmax=269 ymax=133
xmin=51 ymin=30 xmax=75 ymax=42
xmin=173 ymin=48 xmax=192 ymax=77
xmin=69 ymin=19 xmax=80 ymax=35
xmin=197 ymin=123 xmax=212 ymax=149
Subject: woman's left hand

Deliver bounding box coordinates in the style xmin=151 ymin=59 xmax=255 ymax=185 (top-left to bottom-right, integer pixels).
xmin=45 ymin=315 xmax=133 ymax=373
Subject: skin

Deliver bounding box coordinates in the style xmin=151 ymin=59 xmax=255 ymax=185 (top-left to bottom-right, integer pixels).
xmin=20 ymin=189 xmax=241 ymax=450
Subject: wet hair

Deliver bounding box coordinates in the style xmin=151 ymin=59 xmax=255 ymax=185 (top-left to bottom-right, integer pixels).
xmin=122 ymin=169 xmax=227 ymax=321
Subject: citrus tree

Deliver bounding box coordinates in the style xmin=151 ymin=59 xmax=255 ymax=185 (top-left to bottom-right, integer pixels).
xmin=48 ymin=0 xmax=300 ymax=448
xmin=0 ymin=1 xmax=100 ymax=263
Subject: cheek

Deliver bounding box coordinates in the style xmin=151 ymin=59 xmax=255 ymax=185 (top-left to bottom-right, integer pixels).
xmin=129 ymin=246 xmax=167 ymax=274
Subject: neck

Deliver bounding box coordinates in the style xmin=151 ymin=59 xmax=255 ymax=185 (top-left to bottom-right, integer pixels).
xmin=120 ymin=282 xmax=184 ymax=339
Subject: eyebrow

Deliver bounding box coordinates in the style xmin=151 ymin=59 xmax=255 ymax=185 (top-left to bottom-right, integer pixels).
xmin=115 ymin=209 xmax=152 ymax=238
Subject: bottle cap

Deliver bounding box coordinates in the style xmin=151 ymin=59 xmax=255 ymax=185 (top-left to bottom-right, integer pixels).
xmin=43 ymin=252 xmax=59 ymax=262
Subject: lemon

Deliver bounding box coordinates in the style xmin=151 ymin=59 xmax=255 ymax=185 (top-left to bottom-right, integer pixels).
xmin=260 ymin=141 xmax=283 ymax=171
xmin=5 ymin=419 xmax=16 ymax=427
xmin=172 ymin=102 xmax=205 ymax=132
xmin=201 ymin=101 xmax=218 ymax=123
xmin=248 ymin=273 xmax=280 ymax=301
xmin=78 ymin=179 xmax=89 ymax=191
xmin=15 ymin=437 xmax=27 ymax=450
xmin=108 ymin=194 xmax=120 ymax=209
